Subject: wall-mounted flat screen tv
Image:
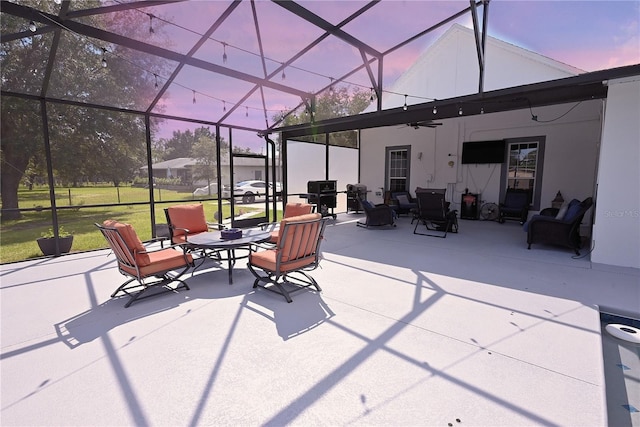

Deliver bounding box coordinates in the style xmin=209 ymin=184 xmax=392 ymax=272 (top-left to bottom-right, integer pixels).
xmin=461 ymin=140 xmax=506 ymax=164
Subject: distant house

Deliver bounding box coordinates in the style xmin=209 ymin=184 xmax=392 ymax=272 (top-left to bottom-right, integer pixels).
xmin=146 ymin=158 xmax=197 ymax=183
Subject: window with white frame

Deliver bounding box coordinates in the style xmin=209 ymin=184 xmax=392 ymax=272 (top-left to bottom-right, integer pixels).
xmin=501 ymin=137 xmax=545 ymax=210
xmin=385 ymin=146 xmax=411 ymax=192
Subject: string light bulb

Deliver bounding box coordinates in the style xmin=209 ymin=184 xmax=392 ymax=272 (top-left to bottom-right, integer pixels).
xmin=148 ymin=14 xmax=155 ymax=34
xmin=222 ymin=42 xmax=228 ymax=64
xmin=245 ymin=106 xmax=249 ymax=117
xmin=458 ymin=106 xmax=463 ymax=115
xmin=432 ymin=105 xmax=437 ymax=114
xmin=29 ymin=21 xmax=37 ymax=32
xmin=223 ymin=101 xmax=226 ymax=112
xmin=403 ymin=94 xmax=408 ymax=111
xmin=281 ymin=65 xmax=286 ymax=80
xmin=329 ymin=78 xmax=334 ymax=93
xmin=370 ymin=87 xmax=375 ymax=102
xmin=480 ymin=107 xmax=485 ymax=114
xmin=154 ymin=73 xmax=158 ymax=88
xmin=53 ymin=0 xmax=62 ymax=4
xmin=192 ymin=90 xmax=196 ymax=104
xmin=101 ymin=48 xmax=107 ymax=68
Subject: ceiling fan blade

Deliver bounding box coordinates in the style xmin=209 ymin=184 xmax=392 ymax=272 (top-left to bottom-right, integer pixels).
xmin=398 ymin=121 xmax=443 ymax=129
xmin=417 ymin=121 xmax=442 ymax=127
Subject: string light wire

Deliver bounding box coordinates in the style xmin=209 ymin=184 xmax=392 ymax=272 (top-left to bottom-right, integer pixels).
xmin=109 ymin=1 xmax=440 ymax=102
xmin=36 ymin=2 xmax=439 ymax=120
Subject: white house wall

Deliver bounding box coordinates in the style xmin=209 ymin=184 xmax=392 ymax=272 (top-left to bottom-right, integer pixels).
xmin=381 ymin=24 xmax=582 ymax=110
xmin=591 ymin=77 xmax=640 ymax=269
xmin=360 ymin=99 xmax=603 ymax=229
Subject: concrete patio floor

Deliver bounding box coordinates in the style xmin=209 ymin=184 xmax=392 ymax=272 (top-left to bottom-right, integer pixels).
xmin=1 ymin=213 xmax=639 ymax=426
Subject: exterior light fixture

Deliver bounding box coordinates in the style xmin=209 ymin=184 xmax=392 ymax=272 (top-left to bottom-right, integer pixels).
xmin=551 ymin=191 xmax=564 ymax=209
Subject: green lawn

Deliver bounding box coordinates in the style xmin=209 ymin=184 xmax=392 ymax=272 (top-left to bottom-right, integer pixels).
xmin=0 ymin=185 xmax=276 ymax=264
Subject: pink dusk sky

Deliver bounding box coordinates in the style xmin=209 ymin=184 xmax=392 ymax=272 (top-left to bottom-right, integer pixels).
xmin=138 ymin=0 xmax=639 ymax=142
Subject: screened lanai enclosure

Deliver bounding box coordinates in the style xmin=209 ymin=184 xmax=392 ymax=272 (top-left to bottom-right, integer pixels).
xmin=1 ymin=0 xmax=498 ymax=262
xmin=1 ymin=0 xmax=638 ymax=263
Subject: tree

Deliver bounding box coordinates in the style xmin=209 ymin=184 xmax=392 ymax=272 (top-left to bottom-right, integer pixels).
xmin=191 ymin=133 xmax=218 ymax=189
xmin=1 ymin=98 xmax=43 ymax=218
xmin=157 ymin=127 xmax=219 ymax=161
xmin=274 ymin=86 xmax=370 ymax=147
xmin=1 ymin=1 xmax=171 ymax=220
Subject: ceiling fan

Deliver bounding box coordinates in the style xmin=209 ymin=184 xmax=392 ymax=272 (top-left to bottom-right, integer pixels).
xmin=400 ymin=121 xmax=443 ymax=129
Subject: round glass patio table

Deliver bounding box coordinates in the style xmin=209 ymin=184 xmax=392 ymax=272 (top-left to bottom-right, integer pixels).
xmin=186 ymin=228 xmax=270 ymax=284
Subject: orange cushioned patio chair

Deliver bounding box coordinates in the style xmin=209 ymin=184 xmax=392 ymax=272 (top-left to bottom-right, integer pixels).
xmin=260 ymin=202 xmax=314 ymax=244
xmin=164 ymin=203 xmax=223 ymax=245
xmin=248 ymin=212 xmax=326 ymax=303
xmin=96 ymin=220 xmax=194 ymax=308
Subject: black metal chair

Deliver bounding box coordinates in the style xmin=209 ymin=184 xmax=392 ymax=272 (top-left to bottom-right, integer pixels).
xmin=499 ymin=188 xmax=530 ymax=224
xmin=413 ymin=190 xmax=458 ymax=238
xmin=390 ymin=191 xmax=417 ymax=216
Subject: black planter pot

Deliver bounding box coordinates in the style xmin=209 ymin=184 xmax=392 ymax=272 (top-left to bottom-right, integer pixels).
xmin=37 ymin=236 xmax=74 ymax=256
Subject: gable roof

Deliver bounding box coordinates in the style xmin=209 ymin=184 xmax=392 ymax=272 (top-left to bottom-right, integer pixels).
xmin=379 ymin=24 xmax=585 ymax=111
xmin=148 ymin=158 xmax=197 ymax=170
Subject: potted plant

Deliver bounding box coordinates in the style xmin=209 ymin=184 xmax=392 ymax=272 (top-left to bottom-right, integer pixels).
xmin=37 ymin=226 xmax=74 ymax=256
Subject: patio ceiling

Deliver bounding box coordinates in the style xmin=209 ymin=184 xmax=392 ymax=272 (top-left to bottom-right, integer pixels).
xmin=278 ymin=63 xmax=640 ymax=138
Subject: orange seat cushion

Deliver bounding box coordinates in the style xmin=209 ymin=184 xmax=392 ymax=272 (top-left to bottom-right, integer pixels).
xmin=103 ymin=219 xmax=151 ymax=266
xmin=268 ymin=230 xmax=279 ymax=244
xmin=167 ymin=204 xmax=209 ymax=236
xmin=171 ymin=231 xmax=209 ymax=245
xmin=266 ymin=204 xmax=314 ymax=244
xmin=277 ymin=213 xmax=321 ymax=251
xmin=120 ymin=248 xmax=193 ymax=278
xmin=284 ymin=203 xmax=313 ymax=218
xmin=249 ymin=249 xmax=315 ymax=273
xmin=280 ymin=212 xmax=321 ymax=225
xmin=250 ymin=213 xmax=322 ymax=271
